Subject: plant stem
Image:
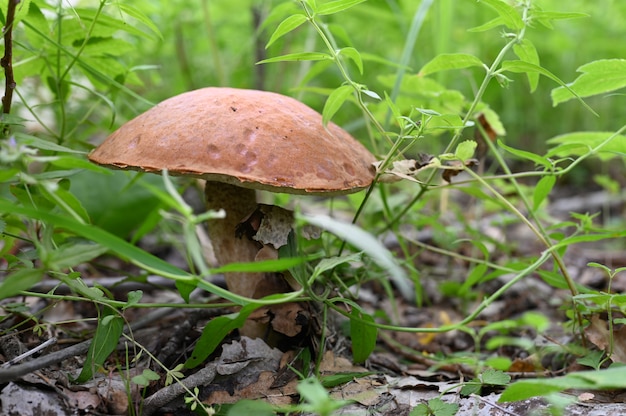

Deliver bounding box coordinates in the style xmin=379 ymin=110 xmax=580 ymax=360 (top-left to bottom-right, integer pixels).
xmin=1 ymin=0 xmax=20 ymax=120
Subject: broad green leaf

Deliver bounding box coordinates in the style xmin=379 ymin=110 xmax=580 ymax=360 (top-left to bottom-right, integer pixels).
xmin=0 ymin=169 xmax=19 ymax=181
xmin=533 ymin=176 xmax=556 ymax=211
xmin=72 ymin=170 xmax=164 ymax=238
xmin=0 ymin=268 xmax=44 ymax=300
xmin=419 ymin=53 xmax=484 ymax=76
xmin=551 ymin=59 xmax=626 ymax=105
xmin=184 ymin=304 xmax=258 ymax=368
xmin=350 ymin=309 xmax=377 ymax=363
xmin=339 ymin=47 xmax=363 ymax=74
xmin=266 ymin=14 xmax=307 ymax=48
xmin=501 ymin=366 xmax=626 ymax=402
xmin=322 ymin=85 xmax=353 ymax=125
xmin=500 ymin=60 xmax=598 ymax=116
xmin=131 ymin=369 xmax=161 ymax=387
xmin=475 ymin=0 xmax=524 ymax=30
xmin=497 ymin=139 xmax=552 ymax=169
xmin=481 ymin=368 xmax=511 ymax=385
xmin=547 ymin=131 xmax=626 ymax=160
xmin=316 ymin=0 xmax=366 ymax=15
xmin=74 ymin=307 xmax=123 ymax=383
xmin=513 ymin=39 xmax=540 ymax=92
xmin=257 ymin=52 xmax=331 ymax=64
xmin=299 ymin=213 xmax=411 ymax=299
xmin=454 ymin=140 xmax=477 ymax=162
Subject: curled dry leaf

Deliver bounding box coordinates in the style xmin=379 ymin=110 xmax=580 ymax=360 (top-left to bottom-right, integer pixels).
xmin=375 ymin=155 xmax=435 ymax=184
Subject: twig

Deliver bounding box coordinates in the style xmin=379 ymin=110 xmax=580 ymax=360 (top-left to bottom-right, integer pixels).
xmin=470 ymin=394 xmax=522 ymax=416
xmin=1 ymin=337 xmax=57 ymax=368
xmin=1 ymin=0 xmax=20 ymax=116
xmin=0 ymin=305 xmax=175 ymax=384
xmin=142 ymin=363 xmax=217 ymax=416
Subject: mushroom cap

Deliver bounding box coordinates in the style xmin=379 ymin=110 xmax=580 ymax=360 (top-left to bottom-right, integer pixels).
xmin=88 ymin=87 xmax=376 ymax=195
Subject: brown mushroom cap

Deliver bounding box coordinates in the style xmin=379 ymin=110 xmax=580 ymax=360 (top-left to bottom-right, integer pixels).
xmin=88 ymin=87 xmax=376 ymax=195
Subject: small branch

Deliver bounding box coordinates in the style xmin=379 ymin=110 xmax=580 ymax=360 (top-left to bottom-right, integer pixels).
xmin=1 ymin=0 xmax=20 ymax=117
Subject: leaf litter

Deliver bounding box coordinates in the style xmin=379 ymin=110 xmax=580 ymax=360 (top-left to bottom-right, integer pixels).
xmin=2 ymin=189 xmax=626 ymax=415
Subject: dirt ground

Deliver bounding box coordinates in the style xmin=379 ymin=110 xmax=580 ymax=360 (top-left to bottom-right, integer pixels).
xmin=1 ymin=187 xmax=626 ymax=415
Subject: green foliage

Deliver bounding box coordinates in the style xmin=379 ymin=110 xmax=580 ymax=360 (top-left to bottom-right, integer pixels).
xmin=410 ymin=398 xmax=459 ymax=416
xmin=500 ymin=366 xmax=626 ymax=402
xmin=1 ymin=0 xmax=626 ymax=413
xmin=73 ymin=306 xmax=124 ymax=383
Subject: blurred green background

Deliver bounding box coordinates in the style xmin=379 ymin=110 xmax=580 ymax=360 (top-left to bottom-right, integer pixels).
xmin=113 ymin=0 xmax=626 ymax=152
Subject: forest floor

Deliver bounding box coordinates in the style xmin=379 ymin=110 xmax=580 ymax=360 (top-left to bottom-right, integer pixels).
xmin=1 ymin=186 xmax=625 ymax=416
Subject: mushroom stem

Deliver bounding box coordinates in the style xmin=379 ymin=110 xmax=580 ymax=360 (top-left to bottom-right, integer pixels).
xmin=204 ymin=182 xmax=262 ymax=299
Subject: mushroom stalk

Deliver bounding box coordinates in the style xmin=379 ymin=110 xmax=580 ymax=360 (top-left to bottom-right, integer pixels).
xmin=204 ymin=181 xmax=262 ymax=299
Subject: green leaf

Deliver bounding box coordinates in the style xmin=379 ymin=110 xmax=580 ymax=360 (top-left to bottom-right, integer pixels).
xmin=131 ymin=369 xmax=161 ymax=387
xmin=311 ymin=253 xmax=362 ymax=279
xmin=533 ymin=11 xmax=589 ymax=30
xmin=0 ymin=200 xmax=196 ymax=283
xmin=339 ymin=47 xmax=363 ymax=74
xmin=227 ymin=400 xmax=275 ymax=416
xmin=481 ymin=368 xmax=511 ymax=385
xmin=0 ymin=268 xmax=44 ymax=300
xmin=410 ymin=398 xmax=458 ymax=416
xmin=349 ymin=308 xmax=377 ymax=363
xmin=184 ymin=304 xmax=258 ymax=368
xmin=513 ymin=39 xmax=540 ymax=92
xmin=468 ymin=16 xmax=506 ymax=32
xmin=500 ymin=60 xmax=598 ymax=116
xmin=212 ymin=256 xmax=310 ymax=274
xmin=299 ymin=213 xmax=410 ymax=299
xmin=533 ymin=176 xmax=556 ymax=210
xmin=501 ymin=366 xmax=626 ymax=402
xmin=454 ymin=140 xmax=477 ymax=162
xmin=497 ymin=139 xmax=552 ymax=169
xmin=460 ymin=263 xmax=488 ymax=294
xmin=419 ymin=53 xmax=484 ymax=76
xmin=322 ymin=85 xmax=353 ymax=125
xmin=14 ymin=132 xmax=84 ymax=154
xmin=316 ymin=0 xmax=366 ymax=15
xmin=321 ymin=371 xmax=374 ymax=388
xmin=39 ymin=181 xmax=91 ymax=224
xmin=116 ymin=3 xmax=163 ymax=40
xmin=546 ymin=131 xmax=626 ymax=160
xmin=257 ymin=52 xmax=331 ymax=65
xmin=74 ymin=307 xmax=124 ymax=383
xmin=475 ymin=0 xmax=524 ymax=30
xmin=266 ymin=14 xmax=307 ymax=48
xmin=47 ymin=242 xmax=109 ymax=271
xmin=551 ymin=59 xmax=626 ymax=105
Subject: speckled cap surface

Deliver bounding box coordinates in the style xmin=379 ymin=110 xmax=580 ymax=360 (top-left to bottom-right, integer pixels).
xmin=88 ymin=87 xmax=376 ymax=195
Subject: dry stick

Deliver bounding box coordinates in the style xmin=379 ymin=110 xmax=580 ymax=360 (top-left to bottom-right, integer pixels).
xmin=1 ymin=0 xmax=19 ymax=117
xmin=0 ymin=306 xmax=175 ymax=384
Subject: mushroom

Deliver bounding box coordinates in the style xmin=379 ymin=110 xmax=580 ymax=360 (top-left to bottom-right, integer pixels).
xmin=88 ymin=87 xmax=376 ymax=336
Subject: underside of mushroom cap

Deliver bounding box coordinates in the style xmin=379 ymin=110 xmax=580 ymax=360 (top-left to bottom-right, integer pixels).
xmin=88 ymin=88 xmax=376 ymax=195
